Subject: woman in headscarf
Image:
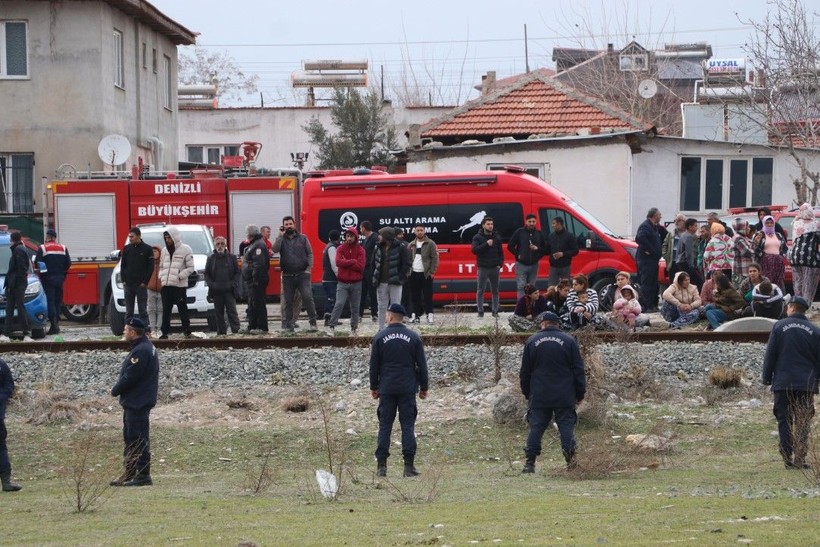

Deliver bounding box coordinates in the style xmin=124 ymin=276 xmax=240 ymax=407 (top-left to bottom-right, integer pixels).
xmin=787 ymin=203 xmax=820 ymax=301
xmin=703 ymin=222 xmax=735 ymax=281
xmin=753 ymin=215 xmax=788 ymax=291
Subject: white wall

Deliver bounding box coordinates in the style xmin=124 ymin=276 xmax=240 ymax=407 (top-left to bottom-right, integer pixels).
xmin=178 ymin=106 xmax=451 ymax=171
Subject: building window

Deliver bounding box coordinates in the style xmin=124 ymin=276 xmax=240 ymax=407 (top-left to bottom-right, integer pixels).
xmin=142 ymin=43 xmax=147 ymax=69
xmin=152 ymin=48 xmax=157 ymax=73
xmin=113 ymin=29 xmax=124 ymax=88
xmin=679 ymin=156 xmax=774 ymax=212
xmin=619 ymin=53 xmax=648 ymax=72
xmin=0 ymin=153 xmax=34 ymax=213
xmin=0 ymin=21 xmax=28 ymax=78
xmin=186 ymin=145 xmax=241 ymax=164
xmin=163 ymin=55 xmax=172 ymax=110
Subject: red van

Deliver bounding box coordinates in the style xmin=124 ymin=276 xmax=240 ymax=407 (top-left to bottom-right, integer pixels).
xmin=301 ymin=166 xmax=639 ymax=312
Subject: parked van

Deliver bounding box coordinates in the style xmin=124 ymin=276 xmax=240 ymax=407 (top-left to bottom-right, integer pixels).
xmin=301 ymin=167 xmax=638 ymax=312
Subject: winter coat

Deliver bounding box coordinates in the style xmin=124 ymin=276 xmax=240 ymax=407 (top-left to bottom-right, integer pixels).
xmin=146 ymin=247 xmax=162 ymax=292
xmin=471 ymin=229 xmax=504 ymax=268
xmin=662 ymin=272 xmax=702 ymax=308
xmin=158 ymin=227 xmax=195 ymax=289
xmin=110 ymin=335 xmax=159 ymax=410
xmin=205 ymin=250 xmax=239 ymax=294
xmin=713 ymin=286 xmax=745 ymax=316
xmin=546 ymin=228 xmax=579 ymax=268
xmin=4 ymin=242 xmax=30 ymax=290
xmin=787 ymin=231 xmax=820 ymax=268
xmin=753 ymin=231 xmax=787 ymax=259
xmin=35 ymin=241 xmax=71 ymax=280
xmin=362 ymin=231 xmax=379 ymax=277
xmin=120 ymin=240 xmax=153 ymax=286
xmin=335 ymin=230 xmax=366 ymax=284
xmin=272 ymin=231 xmax=313 ymax=274
xmin=322 ymin=240 xmax=340 ymax=282
xmin=675 ymin=230 xmax=697 ymax=268
xmin=513 ymin=294 xmax=549 ymax=318
xmin=372 ymin=229 xmax=410 ymax=286
xmin=703 ymin=233 xmax=735 ymax=272
xmin=0 ymin=358 xmax=14 ymax=418
xmin=612 ymin=285 xmax=642 ymax=319
xmin=409 ymin=236 xmax=439 ymax=278
xmin=508 ymin=227 xmax=548 ymax=266
xmin=520 ymin=326 xmax=586 ymax=408
xmin=243 ymin=235 xmax=270 ymax=286
xmin=762 ymin=313 xmax=820 ymax=393
xmin=369 ymin=323 xmax=429 ymax=395
xmin=635 ymin=219 xmax=662 ymax=261
xmin=564 ymin=288 xmax=599 ymax=315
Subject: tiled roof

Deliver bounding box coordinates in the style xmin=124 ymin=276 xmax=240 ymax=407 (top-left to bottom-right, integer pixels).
xmin=421 ymin=72 xmax=650 ymax=139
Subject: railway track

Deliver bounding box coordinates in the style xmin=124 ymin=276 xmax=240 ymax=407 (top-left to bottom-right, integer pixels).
xmin=0 ymin=330 xmax=770 ymax=353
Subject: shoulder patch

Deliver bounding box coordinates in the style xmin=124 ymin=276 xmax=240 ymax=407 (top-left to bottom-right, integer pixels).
xmin=255 ymin=248 xmax=262 ymax=255
xmin=130 ymin=357 xmax=140 ymax=364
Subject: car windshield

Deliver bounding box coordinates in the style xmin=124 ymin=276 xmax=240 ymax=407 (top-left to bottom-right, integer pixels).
xmin=0 ymin=246 xmax=10 ymax=275
xmin=135 ymin=229 xmax=213 ymax=254
xmin=566 ymin=200 xmax=619 ymax=238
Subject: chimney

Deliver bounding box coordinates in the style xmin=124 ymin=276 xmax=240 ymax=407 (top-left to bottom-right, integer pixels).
xmin=481 ymin=71 xmax=497 ymax=96
xmin=408 ymin=124 xmax=422 ymax=149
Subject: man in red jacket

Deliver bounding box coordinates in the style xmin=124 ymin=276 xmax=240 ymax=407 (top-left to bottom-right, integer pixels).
xmin=327 ymin=227 xmax=366 ymax=334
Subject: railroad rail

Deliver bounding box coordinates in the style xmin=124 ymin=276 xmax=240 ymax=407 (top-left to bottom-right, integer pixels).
xmin=0 ymin=330 xmax=771 ymax=353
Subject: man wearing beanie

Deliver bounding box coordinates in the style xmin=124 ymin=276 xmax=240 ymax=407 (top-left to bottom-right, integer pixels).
xmin=110 ymin=317 xmax=159 ymax=487
xmin=369 ymin=303 xmax=429 ymax=478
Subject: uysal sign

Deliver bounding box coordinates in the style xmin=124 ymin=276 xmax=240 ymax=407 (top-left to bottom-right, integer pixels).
xmin=706 ymin=58 xmax=746 ymax=74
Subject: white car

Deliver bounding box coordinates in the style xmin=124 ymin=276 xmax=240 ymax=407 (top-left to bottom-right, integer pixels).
xmin=108 ymin=223 xmax=215 ymax=334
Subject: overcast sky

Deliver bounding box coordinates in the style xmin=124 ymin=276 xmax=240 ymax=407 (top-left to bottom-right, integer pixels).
xmin=150 ymin=0 xmax=797 ymax=107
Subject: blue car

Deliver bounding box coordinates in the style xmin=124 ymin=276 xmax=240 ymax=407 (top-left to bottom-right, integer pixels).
xmin=0 ymin=227 xmax=48 ymax=339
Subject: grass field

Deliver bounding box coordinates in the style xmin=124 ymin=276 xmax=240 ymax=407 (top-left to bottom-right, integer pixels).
xmin=1 ymin=388 xmax=819 ymax=546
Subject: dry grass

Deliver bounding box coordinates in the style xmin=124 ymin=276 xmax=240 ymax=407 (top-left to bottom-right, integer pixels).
xmin=281 ymin=396 xmax=310 ymax=412
xmin=707 ymin=367 xmax=743 ymax=389
xmin=24 ymin=390 xmax=83 ymax=425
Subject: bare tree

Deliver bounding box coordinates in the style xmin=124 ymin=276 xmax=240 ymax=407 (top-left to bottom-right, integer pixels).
xmin=178 ymin=46 xmax=259 ymax=104
xmin=738 ymin=0 xmax=820 ymax=205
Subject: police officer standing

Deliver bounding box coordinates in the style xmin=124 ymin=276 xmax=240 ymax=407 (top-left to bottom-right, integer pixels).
xmin=369 ymin=303 xmax=429 ymax=478
xmin=110 ymin=318 xmax=159 ymax=487
xmin=762 ymin=296 xmax=820 ymax=469
xmin=242 ymin=224 xmax=270 ymax=333
xmin=36 ymin=228 xmax=71 ymax=335
xmin=520 ymin=311 xmax=586 ymax=473
xmin=1 ymin=358 xmax=22 ymax=492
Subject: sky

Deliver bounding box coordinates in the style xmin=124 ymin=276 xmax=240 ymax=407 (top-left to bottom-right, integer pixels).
xmin=150 ymin=0 xmax=793 ymax=107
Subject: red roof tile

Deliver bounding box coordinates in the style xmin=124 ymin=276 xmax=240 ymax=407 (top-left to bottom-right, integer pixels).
xmin=421 ymin=72 xmax=649 ymax=139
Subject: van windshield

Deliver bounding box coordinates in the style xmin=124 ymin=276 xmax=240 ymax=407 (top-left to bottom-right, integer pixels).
xmin=566 ymin=200 xmax=619 ymax=238
xmin=131 ymin=230 xmax=213 ymax=254
xmin=0 ymin=246 xmax=10 ymax=275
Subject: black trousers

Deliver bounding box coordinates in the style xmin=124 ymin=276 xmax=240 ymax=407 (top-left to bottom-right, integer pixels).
xmin=636 ymin=257 xmax=659 ymax=310
xmin=212 ymin=290 xmax=240 ymax=334
xmin=0 ymin=402 xmax=10 ymax=474
xmin=42 ymin=275 xmax=65 ymax=323
xmin=123 ymin=407 xmax=151 ymax=477
xmin=408 ymin=272 xmax=434 ymax=316
xmin=375 ymin=393 xmax=418 ymax=460
xmin=160 ymin=286 xmax=190 ymax=335
xmin=3 ymin=284 xmax=29 ymax=335
xmin=247 ymin=281 xmax=268 ymax=331
xmin=773 ymin=390 xmax=815 ymax=462
xmin=525 ymin=406 xmax=577 ymax=460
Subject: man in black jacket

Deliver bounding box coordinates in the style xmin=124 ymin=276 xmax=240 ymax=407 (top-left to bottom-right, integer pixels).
xmin=547 ymin=217 xmax=579 ymax=286
xmin=508 ymin=214 xmax=548 ymax=298
xmin=272 ymin=216 xmax=318 ymax=332
xmin=120 ymin=227 xmax=154 ymax=332
xmin=110 ymin=318 xmax=159 ymax=487
xmin=635 ymin=208 xmax=663 ymax=312
xmin=35 ymin=228 xmax=71 ymax=334
xmin=359 ymin=220 xmax=379 ymax=322
xmin=369 ymin=303 xmax=429 ymax=478
xmin=2 ymin=232 xmax=31 ymax=340
xmin=243 ymin=224 xmax=270 ymax=333
xmin=0 ymin=358 xmax=22 ymax=492
xmin=762 ymin=296 xmax=820 ymax=469
xmin=520 ymin=311 xmax=586 ymax=473
xmin=471 ymin=216 xmax=504 ymax=317
xmin=205 ymin=236 xmax=240 ymax=335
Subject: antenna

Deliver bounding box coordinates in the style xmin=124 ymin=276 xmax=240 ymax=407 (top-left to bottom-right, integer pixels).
xmin=97 ymin=134 xmax=132 ymax=166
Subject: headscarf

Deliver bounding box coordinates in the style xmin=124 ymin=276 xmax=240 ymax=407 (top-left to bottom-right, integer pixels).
xmin=793 ymin=203 xmax=818 ymax=238
xmin=709 ymin=222 xmax=725 ymax=236
xmin=761 ymin=215 xmax=775 ymax=236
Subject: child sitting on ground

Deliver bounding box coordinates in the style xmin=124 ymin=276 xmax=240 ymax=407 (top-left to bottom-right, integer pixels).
xmin=568 ymin=290 xmax=594 ymax=328
xmin=612 ymin=285 xmax=642 ymax=329
xmin=750 ymin=280 xmax=786 ymax=319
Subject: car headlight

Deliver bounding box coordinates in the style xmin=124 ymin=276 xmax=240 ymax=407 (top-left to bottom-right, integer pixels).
xmin=115 ymin=272 xmax=122 ymax=289
xmin=26 ymin=280 xmax=42 ymax=296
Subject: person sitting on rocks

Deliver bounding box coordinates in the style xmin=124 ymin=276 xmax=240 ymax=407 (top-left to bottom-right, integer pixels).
xmin=703 ymin=272 xmax=745 ymax=330
xmin=543 ymin=280 xmax=571 ymax=315
xmin=738 ymin=263 xmax=769 ymax=304
xmin=611 ymin=285 xmax=642 ymax=330
xmin=598 ymin=271 xmax=631 ymax=312
xmin=562 ymin=274 xmax=601 ymax=330
xmin=509 ymin=284 xmax=550 ymax=332
xmin=661 ymin=271 xmax=703 ymax=329
xmin=700 ymin=271 xmax=716 ymax=306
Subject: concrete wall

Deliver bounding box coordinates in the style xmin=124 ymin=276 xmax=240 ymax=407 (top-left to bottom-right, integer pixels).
xmin=0 ymin=1 xmax=181 ymax=213
xmin=178 ymin=106 xmax=452 ymax=171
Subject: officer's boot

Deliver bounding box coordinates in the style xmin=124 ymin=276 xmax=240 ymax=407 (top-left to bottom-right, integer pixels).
xmin=403 ymin=454 xmax=419 ymax=477
xmin=47 ymin=320 xmax=59 ymax=335
xmin=376 ymin=458 xmax=387 ymax=477
xmin=1 ymin=470 xmax=22 ymax=492
xmin=522 ymin=455 xmax=536 ymax=474
xmin=564 ymin=449 xmax=578 ymax=471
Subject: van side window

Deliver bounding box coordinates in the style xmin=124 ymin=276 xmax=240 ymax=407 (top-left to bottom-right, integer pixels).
xmin=539 ymin=208 xmax=587 ymax=239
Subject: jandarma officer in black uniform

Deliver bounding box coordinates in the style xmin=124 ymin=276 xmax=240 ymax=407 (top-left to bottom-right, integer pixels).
xmin=520 ymin=310 xmax=586 ymax=473
xmin=110 ymin=317 xmax=159 ymax=487
xmin=1 ymin=358 xmax=22 ymax=492
xmin=369 ymin=303 xmax=429 ymax=478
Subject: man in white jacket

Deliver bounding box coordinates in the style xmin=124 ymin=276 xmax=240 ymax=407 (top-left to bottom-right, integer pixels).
xmin=158 ymin=227 xmax=195 ymax=339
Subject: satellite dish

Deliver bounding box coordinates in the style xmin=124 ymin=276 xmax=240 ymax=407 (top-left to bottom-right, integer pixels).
xmin=638 ymin=79 xmax=658 ymax=99
xmin=97 ymin=134 xmax=132 ymax=166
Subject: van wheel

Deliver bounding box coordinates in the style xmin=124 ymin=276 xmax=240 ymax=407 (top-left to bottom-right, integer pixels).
xmin=591 ymin=275 xmax=615 ymax=296
xmin=31 ymin=327 xmax=46 ymax=340
xmin=108 ymin=298 xmax=125 ymax=335
xmin=62 ymin=304 xmax=99 ymax=322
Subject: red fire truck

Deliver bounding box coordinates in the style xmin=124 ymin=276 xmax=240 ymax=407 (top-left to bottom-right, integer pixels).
xmin=50 ymin=153 xmax=298 ymax=323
